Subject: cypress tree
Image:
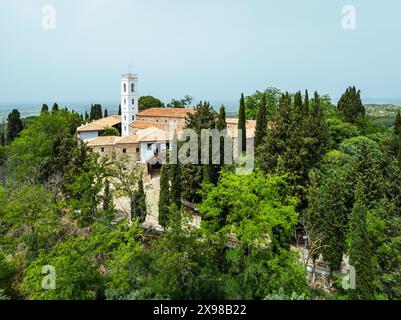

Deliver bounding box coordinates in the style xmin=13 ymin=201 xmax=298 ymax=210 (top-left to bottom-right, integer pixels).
xmin=104 ymin=109 xmax=108 ymax=118
xmin=395 ymin=110 xmax=401 ymax=137
xmin=170 ymin=162 xmax=181 ymax=209
xmin=294 ymin=91 xmax=303 ymax=111
xmin=41 ymin=104 xmax=49 ymax=114
xmin=84 ymin=110 xmax=89 ymax=120
xmin=103 ymin=179 xmax=112 ymax=211
xmin=134 ymin=179 xmax=147 ymax=223
xmin=217 ymin=105 xmax=227 ymax=167
xmin=52 ymin=103 xmax=59 ymax=112
xmin=306 ymin=170 xmax=322 ymax=264
xmin=349 ymin=183 xmax=375 ymax=300
xmin=255 ymin=93 xmax=267 ymax=148
xmin=303 ymin=90 xmax=310 ymax=115
xmin=321 ymin=175 xmax=347 ymax=274
xmin=238 ymin=93 xmax=247 ymax=153
xmin=118 ymin=104 xmax=122 ymax=116
xmin=337 ymin=86 xmax=365 ymax=124
xmin=158 ymin=164 xmax=171 ymax=227
xmin=6 ymin=109 xmax=23 ymax=143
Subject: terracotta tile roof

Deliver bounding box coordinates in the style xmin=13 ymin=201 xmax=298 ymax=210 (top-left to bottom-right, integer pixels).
xmin=137 ymin=108 xmax=195 ymax=119
xmin=86 ymin=136 xmax=120 ymax=147
xmin=86 ymin=135 xmax=139 ymax=147
xmin=226 ymin=118 xmax=257 ymax=129
xmin=130 ymin=121 xmax=169 ymax=130
xmin=77 ymin=115 xmax=121 ymax=132
xmin=136 ymin=127 xmax=174 ymax=142
xmin=117 ymin=135 xmax=139 ymax=144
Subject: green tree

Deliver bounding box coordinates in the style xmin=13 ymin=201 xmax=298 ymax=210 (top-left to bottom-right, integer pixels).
xmin=21 ymin=237 xmax=103 ymax=300
xmin=6 ymin=109 xmax=23 ymax=143
xmin=395 ymin=110 xmax=401 ymax=137
xmin=349 ymin=184 xmax=375 ymax=300
xmin=102 ymin=126 xmax=120 ymax=136
xmin=104 ymin=109 xmax=108 ymax=118
xmin=321 ymin=175 xmax=347 ymax=273
xmin=41 ymin=104 xmax=49 ymax=114
xmin=7 ymin=109 xmax=81 ymax=183
xmin=109 ymin=154 xmax=143 ymax=224
xmin=90 ymin=104 xmax=103 ymax=120
xmin=245 ymin=87 xmax=281 ymax=120
xmin=181 ymin=101 xmax=217 ymax=203
xmin=52 ymin=103 xmax=59 ymax=112
xmin=238 ymin=93 xmax=247 ymax=153
xmin=166 ymin=95 xmax=193 ymax=108
xmin=337 ymin=86 xmax=365 ymax=124
xmin=133 ymin=178 xmax=147 ymax=223
xmin=255 ymin=93 xmax=267 ymax=148
xmin=199 ymin=170 xmax=308 ymax=299
xmin=158 ymin=164 xmax=171 ymax=227
xmin=139 ymin=95 xmax=164 ymax=111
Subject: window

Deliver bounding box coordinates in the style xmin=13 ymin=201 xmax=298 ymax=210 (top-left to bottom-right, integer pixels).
xmin=132 ymin=115 xmax=135 ymax=121
xmin=136 ymin=147 xmax=140 ymax=153
xmin=166 ymin=143 xmax=170 ymax=149
xmin=165 ymin=120 xmax=168 ymax=123
xmin=101 ymin=147 xmax=105 ymax=153
xmin=124 ymin=115 xmax=127 ymax=121
xmin=124 ymin=99 xmax=126 ymax=105
xmin=123 ymin=149 xmax=127 ymax=154
xmin=131 ymin=83 xmax=134 ymax=92
xmin=123 ymin=83 xmax=127 ymax=92
xmin=132 ymin=99 xmax=135 ymax=105
xmin=147 ymin=143 xmax=152 ymax=150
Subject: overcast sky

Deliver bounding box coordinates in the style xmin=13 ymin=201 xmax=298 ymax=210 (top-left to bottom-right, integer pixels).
xmin=1 ymin=0 xmax=401 ymax=105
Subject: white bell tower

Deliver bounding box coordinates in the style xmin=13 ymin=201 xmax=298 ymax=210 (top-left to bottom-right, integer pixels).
xmin=121 ymin=73 xmax=139 ymax=136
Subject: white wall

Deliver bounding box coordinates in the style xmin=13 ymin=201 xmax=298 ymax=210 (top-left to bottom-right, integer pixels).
xmin=79 ymin=131 xmax=99 ymax=141
xmin=140 ymin=142 xmax=168 ymax=163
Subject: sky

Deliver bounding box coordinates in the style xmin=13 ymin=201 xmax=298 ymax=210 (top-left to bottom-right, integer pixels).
xmin=1 ymin=0 xmax=401 ymax=106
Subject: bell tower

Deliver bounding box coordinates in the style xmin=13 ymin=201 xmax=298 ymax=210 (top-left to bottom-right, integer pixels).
xmin=121 ymin=73 xmax=139 ymax=136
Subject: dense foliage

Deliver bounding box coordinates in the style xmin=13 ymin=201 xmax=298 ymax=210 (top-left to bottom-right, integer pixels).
xmin=0 ymin=85 xmax=400 ymax=301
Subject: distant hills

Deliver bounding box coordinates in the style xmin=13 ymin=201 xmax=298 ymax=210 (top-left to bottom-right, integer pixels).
xmin=365 ymin=104 xmax=401 ymax=118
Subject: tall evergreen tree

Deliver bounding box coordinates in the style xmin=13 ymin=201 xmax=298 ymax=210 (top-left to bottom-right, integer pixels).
xmin=321 ymin=175 xmax=346 ymax=273
xmin=395 ymin=110 xmax=401 ymax=137
xmin=90 ymin=104 xmax=103 ymax=120
xmin=133 ymin=178 xmax=147 ymax=223
xmin=181 ymin=101 xmax=217 ymax=203
xmin=84 ymin=111 xmax=89 ymax=121
xmin=337 ymin=86 xmax=365 ymax=124
xmin=6 ymin=109 xmax=23 ymax=143
xmin=170 ymin=162 xmax=182 ymax=209
xmin=217 ymin=105 xmax=228 ymax=167
xmin=104 ymin=109 xmax=108 ymax=118
xmin=41 ymin=104 xmax=49 ymax=114
xmin=52 ymin=103 xmax=59 ymax=112
xmin=159 ymin=164 xmax=171 ymax=227
xmin=255 ymin=93 xmax=267 ymax=148
xmin=103 ymin=179 xmax=113 ymax=220
xmin=305 ymin=170 xmax=323 ymax=269
xmin=238 ymin=93 xmax=247 ymax=153
xmin=349 ymin=183 xmax=375 ymax=300
xmin=303 ymin=90 xmax=310 ymax=115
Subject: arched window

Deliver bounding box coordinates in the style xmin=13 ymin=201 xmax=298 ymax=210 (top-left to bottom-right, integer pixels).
xmin=123 ymin=83 xmax=127 ymax=92
xmin=131 ymin=83 xmax=135 ymax=92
